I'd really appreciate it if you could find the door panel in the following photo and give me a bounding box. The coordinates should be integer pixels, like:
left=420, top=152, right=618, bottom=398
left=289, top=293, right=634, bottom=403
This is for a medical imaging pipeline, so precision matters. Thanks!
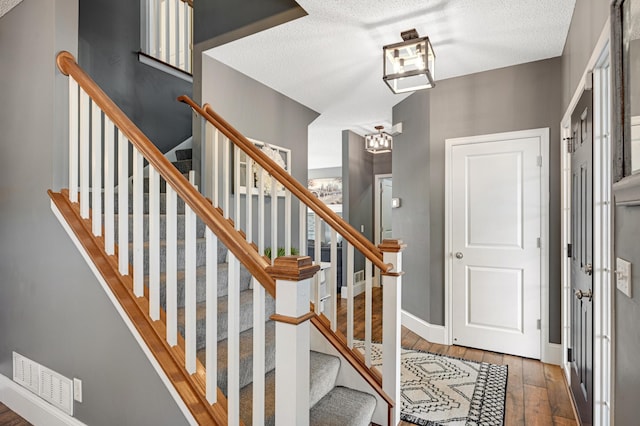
left=450, top=133, right=542, bottom=359
left=569, top=89, right=593, bottom=426
left=381, top=178, right=393, bottom=240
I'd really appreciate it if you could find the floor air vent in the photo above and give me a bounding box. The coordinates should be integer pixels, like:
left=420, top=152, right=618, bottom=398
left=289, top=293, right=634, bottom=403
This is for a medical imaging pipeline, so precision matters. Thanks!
left=12, top=352, right=74, bottom=415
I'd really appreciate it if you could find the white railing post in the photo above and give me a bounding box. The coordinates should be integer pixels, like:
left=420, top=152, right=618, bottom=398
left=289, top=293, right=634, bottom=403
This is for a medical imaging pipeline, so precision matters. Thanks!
left=269, top=256, right=319, bottom=426
left=380, top=239, right=405, bottom=426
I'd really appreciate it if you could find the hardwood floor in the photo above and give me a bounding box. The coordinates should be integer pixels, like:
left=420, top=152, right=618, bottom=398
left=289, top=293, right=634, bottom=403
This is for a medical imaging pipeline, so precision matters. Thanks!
left=0, top=403, right=30, bottom=426
left=334, top=287, right=577, bottom=426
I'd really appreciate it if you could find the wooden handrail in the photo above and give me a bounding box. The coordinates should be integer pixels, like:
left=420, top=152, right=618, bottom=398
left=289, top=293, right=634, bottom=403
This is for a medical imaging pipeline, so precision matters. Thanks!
left=179, top=0, right=193, bottom=8
left=178, top=96, right=393, bottom=274
left=56, top=51, right=276, bottom=297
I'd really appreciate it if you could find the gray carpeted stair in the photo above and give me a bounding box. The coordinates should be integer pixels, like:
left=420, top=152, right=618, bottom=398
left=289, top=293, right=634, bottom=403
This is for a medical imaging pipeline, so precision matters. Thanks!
left=128, top=148, right=376, bottom=424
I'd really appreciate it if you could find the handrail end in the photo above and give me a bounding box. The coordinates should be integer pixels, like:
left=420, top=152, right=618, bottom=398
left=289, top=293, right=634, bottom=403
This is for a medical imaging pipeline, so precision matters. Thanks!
left=56, top=51, right=76, bottom=76
left=177, top=95, right=189, bottom=104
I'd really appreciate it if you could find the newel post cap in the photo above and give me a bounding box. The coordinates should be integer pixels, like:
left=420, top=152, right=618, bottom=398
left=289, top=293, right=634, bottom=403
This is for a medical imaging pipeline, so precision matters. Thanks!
left=378, top=239, right=407, bottom=253
left=266, top=255, right=320, bottom=281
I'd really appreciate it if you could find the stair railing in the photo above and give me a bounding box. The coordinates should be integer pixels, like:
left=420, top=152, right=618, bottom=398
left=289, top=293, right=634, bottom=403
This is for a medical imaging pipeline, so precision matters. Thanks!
left=57, top=51, right=315, bottom=424
left=142, top=0, right=192, bottom=74
left=180, top=95, right=405, bottom=424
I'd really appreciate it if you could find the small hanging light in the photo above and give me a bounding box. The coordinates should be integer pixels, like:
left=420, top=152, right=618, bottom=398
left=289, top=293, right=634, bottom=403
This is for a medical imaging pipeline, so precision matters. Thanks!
left=383, top=29, right=435, bottom=94
left=365, top=126, right=393, bottom=154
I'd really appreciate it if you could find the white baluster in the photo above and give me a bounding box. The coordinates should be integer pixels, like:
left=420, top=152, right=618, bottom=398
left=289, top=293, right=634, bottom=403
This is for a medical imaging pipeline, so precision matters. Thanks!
left=223, top=136, right=230, bottom=218
left=205, top=227, right=217, bottom=403
left=174, top=0, right=180, bottom=68
left=186, top=4, right=192, bottom=73
left=245, top=156, right=253, bottom=242
left=166, top=185, right=178, bottom=346
left=270, top=176, right=277, bottom=264
left=185, top=198, right=197, bottom=373
left=91, top=102, right=102, bottom=237
left=365, top=259, right=372, bottom=367
left=298, top=202, right=307, bottom=257
left=164, top=0, right=170, bottom=63
left=380, top=240, right=404, bottom=426
left=285, top=190, right=291, bottom=254
left=148, top=0, right=156, bottom=57
left=68, top=78, right=79, bottom=203
left=133, top=148, right=144, bottom=296
left=117, top=130, right=129, bottom=275
left=347, top=243, right=354, bottom=348
left=149, top=166, right=160, bottom=321
left=79, top=89, right=90, bottom=219
left=330, top=229, right=338, bottom=331
left=258, top=165, right=265, bottom=255
left=234, top=145, right=240, bottom=230
left=252, top=278, right=265, bottom=425
left=154, top=0, right=161, bottom=59
left=104, top=118, right=115, bottom=255
left=313, top=214, right=321, bottom=314
left=227, top=252, right=240, bottom=425
left=212, top=127, right=219, bottom=208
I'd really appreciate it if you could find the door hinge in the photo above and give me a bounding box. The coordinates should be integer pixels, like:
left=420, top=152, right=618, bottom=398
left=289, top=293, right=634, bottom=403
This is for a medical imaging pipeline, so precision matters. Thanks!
left=537, top=156, right=542, bottom=167
left=567, top=243, right=572, bottom=258
left=567, top=347, right=573, bottom=361
left=537, top=319, right=541, bottom=330
left=565, top=137, right=573, bottom=153
left=537, top=237, right=541, bottom=248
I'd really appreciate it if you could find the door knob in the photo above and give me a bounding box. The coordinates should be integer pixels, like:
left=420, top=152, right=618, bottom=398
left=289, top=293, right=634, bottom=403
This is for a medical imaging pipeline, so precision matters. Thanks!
left=575, top=288, right=593, bottom=302
left=455, top=252, right=464, bottom=259
left=584, top=263, right=593, bottom=276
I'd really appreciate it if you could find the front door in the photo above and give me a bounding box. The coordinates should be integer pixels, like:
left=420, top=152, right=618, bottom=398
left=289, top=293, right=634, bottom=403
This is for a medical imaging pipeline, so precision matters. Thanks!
left=569, top=89, right=593, bottom=426
left=449, top=130, right=543, bottom=359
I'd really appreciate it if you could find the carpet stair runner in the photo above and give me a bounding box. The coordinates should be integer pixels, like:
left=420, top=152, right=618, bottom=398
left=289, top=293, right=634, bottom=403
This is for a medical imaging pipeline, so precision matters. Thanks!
left=113, top=148, right=377, bottom=425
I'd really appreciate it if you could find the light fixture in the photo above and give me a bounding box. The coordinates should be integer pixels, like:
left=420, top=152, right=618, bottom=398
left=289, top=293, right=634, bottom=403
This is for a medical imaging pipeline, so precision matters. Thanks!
left=365, top=125, right=393, bottom=154
left=383, top=29, right=435, bottom=94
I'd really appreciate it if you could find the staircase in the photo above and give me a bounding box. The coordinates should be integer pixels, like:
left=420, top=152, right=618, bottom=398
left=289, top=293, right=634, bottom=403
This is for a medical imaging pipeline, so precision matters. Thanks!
left=52, top=51, right=403, bottom=425
left=118, top=148, right=377, bottom=425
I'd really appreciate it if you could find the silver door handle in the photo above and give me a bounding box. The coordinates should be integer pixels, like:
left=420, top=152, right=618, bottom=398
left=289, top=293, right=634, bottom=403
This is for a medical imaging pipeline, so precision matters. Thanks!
left=455, top=252, right=464, bottom=259
left=584, top=263, right=593, bottom=276
left=574, top=289, right=593, bottom=302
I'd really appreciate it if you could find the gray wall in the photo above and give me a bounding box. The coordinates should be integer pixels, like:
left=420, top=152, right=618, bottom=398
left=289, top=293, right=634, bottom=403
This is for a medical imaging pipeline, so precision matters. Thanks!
left=342, top=131, right=374, bottom=275
left=393, top=58, right=563, bottom=344
left=202, top=56, right=318, bottom=251
left=560, top=0, right=610, bottom=111
left=0, top=1, right=188, bottom=425
left=79, top=0, right=192, bottom=155
left=391, top=93, right=431, bottom=321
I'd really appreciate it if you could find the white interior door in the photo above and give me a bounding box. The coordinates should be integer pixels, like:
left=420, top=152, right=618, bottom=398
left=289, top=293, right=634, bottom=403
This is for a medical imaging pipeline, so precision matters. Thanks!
left=447, top=130, right=543, bottom=359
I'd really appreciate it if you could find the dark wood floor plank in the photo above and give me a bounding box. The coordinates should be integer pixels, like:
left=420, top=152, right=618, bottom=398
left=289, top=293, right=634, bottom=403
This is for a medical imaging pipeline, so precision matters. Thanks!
left=503, top=355, right=525, bottom=426
left=0, top=403, right=31, bottom=426
left=544, top=363, right=576, bottom=420
left=523, top=357, right=547, bottom=387
left=524, top=384, right=553, bottom=426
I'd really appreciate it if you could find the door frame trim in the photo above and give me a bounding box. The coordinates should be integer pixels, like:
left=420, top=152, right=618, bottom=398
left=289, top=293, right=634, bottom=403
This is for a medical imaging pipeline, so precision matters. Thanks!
left=560, top=18, right=613, bottom=426
left=374, top=173, right=392, bottom=287
left=444, top=128, right=550, bottom=361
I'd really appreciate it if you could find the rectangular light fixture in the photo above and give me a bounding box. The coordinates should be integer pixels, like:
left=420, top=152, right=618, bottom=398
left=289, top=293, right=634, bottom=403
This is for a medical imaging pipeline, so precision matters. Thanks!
left=365, top=125, right=393, bottom=154
left=383, top=29, right=435, bottom=94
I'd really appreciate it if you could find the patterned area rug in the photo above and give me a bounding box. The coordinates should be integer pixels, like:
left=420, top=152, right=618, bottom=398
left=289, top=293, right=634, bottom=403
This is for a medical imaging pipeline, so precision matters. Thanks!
left=354, top=342, right=507, bottom=425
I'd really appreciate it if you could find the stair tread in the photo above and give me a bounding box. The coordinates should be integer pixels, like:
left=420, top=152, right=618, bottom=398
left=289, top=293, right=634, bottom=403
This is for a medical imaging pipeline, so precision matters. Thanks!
left=310, top=351, right=340, bottom=408
left=310, top=386, right=377, bottom=426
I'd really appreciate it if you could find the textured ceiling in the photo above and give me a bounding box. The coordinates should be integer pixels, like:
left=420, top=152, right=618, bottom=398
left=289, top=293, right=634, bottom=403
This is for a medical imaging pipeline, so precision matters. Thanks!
left=206, top=0, right=576, bottom=168
left=0, top=0, right=22, bottom=19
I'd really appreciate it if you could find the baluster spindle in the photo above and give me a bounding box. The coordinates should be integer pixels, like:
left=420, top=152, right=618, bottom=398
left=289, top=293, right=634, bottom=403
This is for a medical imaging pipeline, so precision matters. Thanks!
left=252, top=278, right=265, bottom=425
left=270, top=176, right=277, bottom=264
left=164, top=0, right=170, bottom=63
left=68, top=78, right=79, bottom=203
left=365, top=259, right=373, bottom=367
left=314, top=213, right=321, bottom=314
left=79, top=89, right=90, bottom=219
left=205, top=227, right=218, bottom=403
left=285, top=190, right=291, bottom=254
left=299, top=202, right=306, bottom=257
left=234, top=145, right=241, bottom=230
left=91, top=102, right=102, bottom=237
left=212, top=127, right=220, bottom=207
left=246, top=156, right=253, bottom=242
left=330, top=228, right=338, bottom=330
left=223, top=135, right=230, bottom=218
left=258, top=166, right=265, bottom=256
left=228, top=252, right=241, bottom=425
left=166, top=185, right=178, bottom=346
left=174, top=0, right=180, bottom=68
left=347, top=243, right=354, bottom=348
left=117, top=130, right=129, bottom=275
left=185, top=197, right=197, bottom=373
left=104, top=118, right=115, bottom=255
left=133, top=148, right=144, bottom=297
left=149, top=167, right=160, bottom=321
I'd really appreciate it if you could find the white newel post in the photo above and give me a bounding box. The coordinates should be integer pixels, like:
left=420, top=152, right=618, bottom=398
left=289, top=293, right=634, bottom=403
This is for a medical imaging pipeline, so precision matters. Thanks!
left=380, top=239, right=405, bottom=426
left=268, top=256, right=319, bottom=426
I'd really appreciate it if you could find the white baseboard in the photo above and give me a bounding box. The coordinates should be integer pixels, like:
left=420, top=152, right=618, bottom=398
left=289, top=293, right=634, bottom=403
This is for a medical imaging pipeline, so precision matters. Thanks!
left=401, top=310, right=447, bottom=345
left=0, top=374, right=86, bottom=426
left=543, top=343, right=563, bottom=365
left=341, top=281, right=365, bottom=299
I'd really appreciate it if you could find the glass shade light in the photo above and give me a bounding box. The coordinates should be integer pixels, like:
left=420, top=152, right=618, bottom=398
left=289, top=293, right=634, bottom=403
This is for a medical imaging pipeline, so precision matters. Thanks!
left=365, top=126, right=393, bottom=154
left=383, top=29, right=435, bottom=94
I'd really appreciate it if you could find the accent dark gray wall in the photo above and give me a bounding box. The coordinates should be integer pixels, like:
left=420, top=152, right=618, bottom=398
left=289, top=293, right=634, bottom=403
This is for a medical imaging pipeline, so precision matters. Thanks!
left=391, top=93, right=431, bottom=321
left=79, top=0, right=192, bottom=154
left=342, top=131, right=374, bottom=275
left=0, top=1, right=188, bottom=424
left=373, top=152, right=392, bottom=176
left=201, top=56, right=318, bottom=251
left=393, top=58, right=563, bottom=344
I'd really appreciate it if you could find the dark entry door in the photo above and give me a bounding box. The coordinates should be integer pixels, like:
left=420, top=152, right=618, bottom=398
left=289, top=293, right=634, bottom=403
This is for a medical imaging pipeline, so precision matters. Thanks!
left=569, top=88, right=593, bottom=426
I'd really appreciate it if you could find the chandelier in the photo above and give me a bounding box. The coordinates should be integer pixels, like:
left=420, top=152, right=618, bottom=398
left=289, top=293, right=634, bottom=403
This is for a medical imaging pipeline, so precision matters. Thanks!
left=365, top=126, right=393, bottom=154
left=383, top=29, right=435, bottom=94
